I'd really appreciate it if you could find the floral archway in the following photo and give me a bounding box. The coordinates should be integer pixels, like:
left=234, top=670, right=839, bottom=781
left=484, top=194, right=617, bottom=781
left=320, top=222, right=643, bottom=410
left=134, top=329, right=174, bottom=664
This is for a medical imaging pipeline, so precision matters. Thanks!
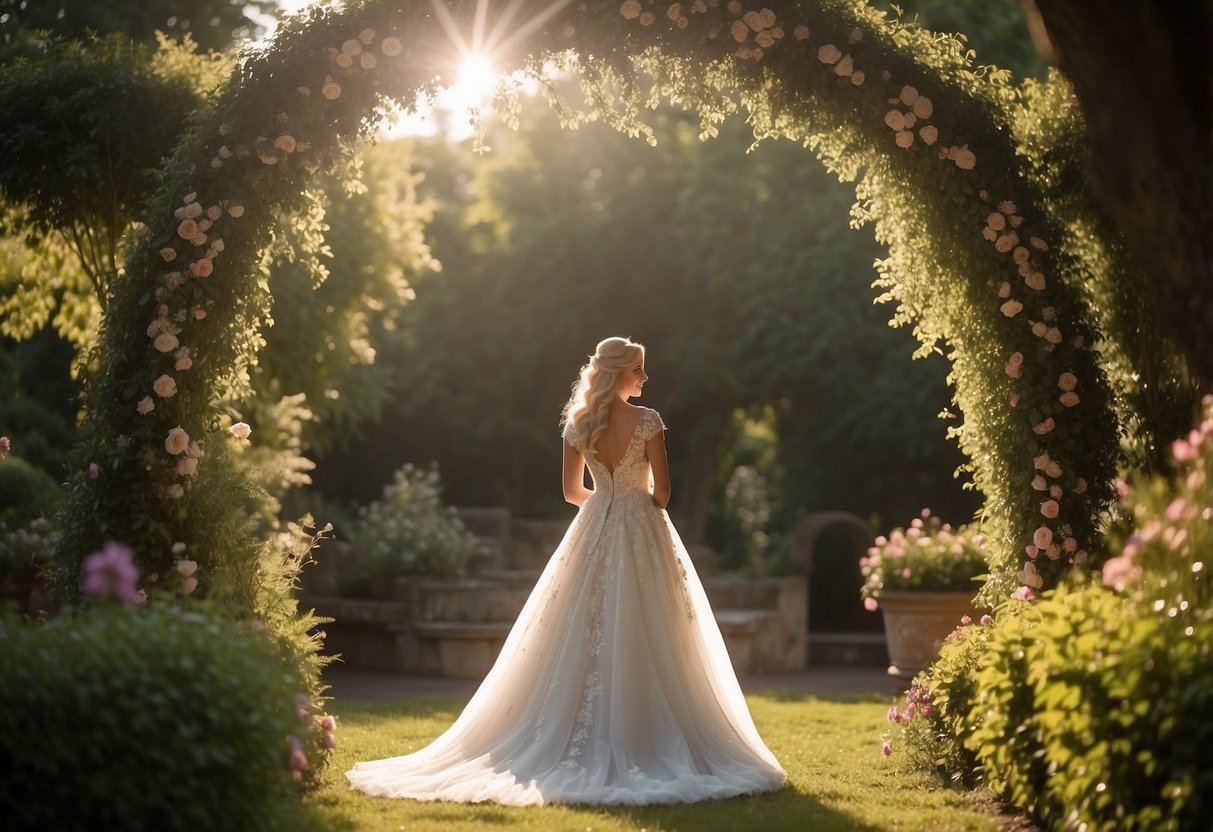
left=53, top=0, right=1118, bottom=613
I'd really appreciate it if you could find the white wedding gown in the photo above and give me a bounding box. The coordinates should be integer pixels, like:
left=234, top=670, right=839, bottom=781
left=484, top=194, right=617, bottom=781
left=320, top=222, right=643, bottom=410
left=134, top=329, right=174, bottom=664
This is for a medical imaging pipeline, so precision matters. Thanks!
left=346, top=408, right=786, bottom=805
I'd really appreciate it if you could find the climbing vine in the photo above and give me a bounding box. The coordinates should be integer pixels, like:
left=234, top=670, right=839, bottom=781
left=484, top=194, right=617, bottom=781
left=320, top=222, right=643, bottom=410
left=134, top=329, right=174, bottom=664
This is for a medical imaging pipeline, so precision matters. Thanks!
left=56, top=0, right=1124, bottom=616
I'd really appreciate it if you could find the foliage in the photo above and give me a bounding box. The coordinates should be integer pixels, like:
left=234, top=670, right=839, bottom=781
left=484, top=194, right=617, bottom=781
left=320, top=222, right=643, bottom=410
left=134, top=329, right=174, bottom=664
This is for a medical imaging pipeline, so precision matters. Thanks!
left=860, top=510, right=987, bottom=602
left=0, top=330, right=80, bottom=475
left=885, top=608, right=999, bottom=786
left=0, top=0, right=277, bottom=54
left=0, top=33, right=231, bottom=342
left=314, top=693, right=1009, bottom=831
left=0, top=602, right=323, bottom=831
left=0, top=454, right=63, bottom=526
left=879, top=0, right=1047, bottom=79
left=965, top=398, right=1213, bottom=829
left=345, top=464, right=477, bottom=588
left=0, top=516, right=55, bottom=580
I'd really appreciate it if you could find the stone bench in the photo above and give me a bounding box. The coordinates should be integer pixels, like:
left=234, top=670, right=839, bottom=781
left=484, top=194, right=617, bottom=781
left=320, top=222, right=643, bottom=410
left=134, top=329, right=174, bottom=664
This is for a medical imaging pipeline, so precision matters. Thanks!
left=713, top=609, right=775, bottom=675
left=414, top=620, right=513, bottom=679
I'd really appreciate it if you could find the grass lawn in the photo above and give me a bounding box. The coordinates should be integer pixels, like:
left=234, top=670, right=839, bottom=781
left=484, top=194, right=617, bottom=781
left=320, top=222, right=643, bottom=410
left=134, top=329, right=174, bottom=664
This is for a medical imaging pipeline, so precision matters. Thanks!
left=306, top=691, right=1015, bottom=831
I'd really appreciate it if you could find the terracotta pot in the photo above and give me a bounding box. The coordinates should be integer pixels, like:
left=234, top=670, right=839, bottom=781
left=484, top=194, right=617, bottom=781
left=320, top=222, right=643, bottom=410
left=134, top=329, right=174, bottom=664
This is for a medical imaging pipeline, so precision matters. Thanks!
left=877, top=590, right=978, bottom=679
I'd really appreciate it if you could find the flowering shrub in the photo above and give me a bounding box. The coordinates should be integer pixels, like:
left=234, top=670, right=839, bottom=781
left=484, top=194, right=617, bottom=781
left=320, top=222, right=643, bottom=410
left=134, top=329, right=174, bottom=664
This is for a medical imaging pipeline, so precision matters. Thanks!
left=347, top=464, right=477, bottom=585
left=964, top=397, right=1213, bottom=829
left=0, top=603, right=322, bottom=831
left=860, top=510, right=987, bottom=607
left=884, top=608, right=1002, bottom=786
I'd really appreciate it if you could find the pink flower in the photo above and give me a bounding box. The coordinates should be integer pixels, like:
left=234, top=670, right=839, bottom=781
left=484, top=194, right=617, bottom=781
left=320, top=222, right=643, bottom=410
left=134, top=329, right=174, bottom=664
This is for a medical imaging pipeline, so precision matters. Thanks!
left=165, top=427, right=190, bottom=455
left=190, top=258, right=214, bottom=278
left=0, top=435, right=9, bottom=457
left=320, top=715, right=337, bottom=732
left=88, top=462, right=100, bottom=479
left=322, top=732, right=337, bottom=749
left=81, top=542, right=144, bottom=604
left=137, top=396, right=155, bottom=415
left=1033, top=526, right=1054, bottom=549
left=1040, top=499, right=1060, bottom=519
left=1172, top=438, right=1198, bottom=462
left=863, top=596, right=878, bottom=612
left=1010, top=393, right=1020, bottom=407
left=1000, top=299, right=1023, bottom=318
left=153, top=374, right=177, bottom=398
left=193, top=308, right=207, bottom=320
left=1116, top=479, right=1130, bottom=499
left=1101, top=555, right=1139, bottom=592
left=887, top=706, right=902, bottom=723
left=1025, top=544, right=1039, bottom=559
left=134, top=222, right=151, bottom=237
left=980, top=614, right=993, bottom=626
left=229, top=422, right=252, bottom=440
left=881, top=740, right=893, bottom=757
left=181, top=576, right=199, bottom=596
left=177, top=219, right=199, bottom=240
left=1059, top=392, right=1080, bottom=407
left=1165, top=498, right=1188, bottom=521
left=1033, top=418, right=1056, bottom=435
left=1011, top=586, right=1034, bottom=601
left=288, top=736, right=308, bottom=779
left=159, top=247, right=177, bottom=262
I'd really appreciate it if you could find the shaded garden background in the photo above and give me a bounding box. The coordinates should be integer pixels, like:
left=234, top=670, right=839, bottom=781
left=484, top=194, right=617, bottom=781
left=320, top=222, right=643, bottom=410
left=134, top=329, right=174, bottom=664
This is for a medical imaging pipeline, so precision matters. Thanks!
left=0, top=0, right=1054, bottom=575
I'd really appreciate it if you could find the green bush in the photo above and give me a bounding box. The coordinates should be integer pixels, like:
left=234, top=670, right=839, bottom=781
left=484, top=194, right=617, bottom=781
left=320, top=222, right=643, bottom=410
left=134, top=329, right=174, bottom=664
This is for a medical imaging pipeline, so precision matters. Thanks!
left=889, top=606, right=1000, bottom=786
left=0, top=604, right=321, bottom=832
left=966, top=398, right=1213, bottom=830
left=346, top=463, right=477, bottom=588
left=0, top=516, right=55, bottom=580
left=0, top=455, right=63, bottom=526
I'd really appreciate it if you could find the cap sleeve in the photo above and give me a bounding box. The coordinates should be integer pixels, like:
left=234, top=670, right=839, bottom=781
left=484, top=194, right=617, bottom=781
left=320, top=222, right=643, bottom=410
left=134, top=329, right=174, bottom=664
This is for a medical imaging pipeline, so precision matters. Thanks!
left=638, top=408, right=666, bottom=442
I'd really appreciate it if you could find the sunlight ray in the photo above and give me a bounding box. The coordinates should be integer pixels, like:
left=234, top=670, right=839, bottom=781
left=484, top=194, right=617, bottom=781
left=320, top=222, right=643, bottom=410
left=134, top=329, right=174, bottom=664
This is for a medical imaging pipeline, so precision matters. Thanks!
left=427, top=0, right=470, bottom=58
left=471, top=0, right=492, bottom=54
left=490, top=0, right=576, bottom=59
left=482, top=0, right=536, bottom=56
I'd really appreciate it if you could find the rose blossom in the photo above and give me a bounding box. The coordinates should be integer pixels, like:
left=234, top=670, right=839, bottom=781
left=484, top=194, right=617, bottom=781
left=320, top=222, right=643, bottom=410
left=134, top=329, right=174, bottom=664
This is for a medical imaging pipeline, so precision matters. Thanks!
left=1060, top=391, right=1080, bottom=407
left=1024, top=271, right=1046, bottom=291
left=380, top=36, right=402, bottom=56
left=793, top=24, right=810, bottom=40
left=1033, top=526, right=1054, bottom=549
left=137, top=396, right=155, bottom=415
left=177, top=219, right=199, bottom=240
left=153, top=332, right=179, bottom=353
left=954, top=148, right=976, bottom=169
left=181, top=576, right=199, bottom=596
left=229, top=422, right=252, bottom=440
left=274, top=135, right=297, bottom=154
left=153, top=374, right=177, bottom=398
left=1031, top=475, right=1047, bottom=491
left=881, top=740, right=892, bottom=757
left=980, top=614, right=993, bottom=626
left=322, top=79, right=342, bottom=100
left=1018, top=561, right=1043, bottom=589
left=134, top=222, right=150, bottom=237
left=89, top=462, right=100, bottom=479
left=1049, top=484, right=1062, bottom=498
left=1011, top=586, right=1034, bottom=601
left=1040, top=499, right=1059, bottom=519
left=999, top=299, right=1023, bottom=317
left=912, top=96, right=932, bottom=119
left=894, top=130, right=913, bottom=148
left=986, top=212, right=1006, bottom=231
left=1025, top=544, right=1039, bottom=559
left=1057, top=372, right=1078, bottom=391
left=997, top=281, right=1011, bottom=298
left=1101, top=554, right=1139, bottom=592
left=863, top=596, right=878, bottom=611
left=159, top=247, right=177, bottom=262
left=165, top=427, right=190, bottom=455
left=81, top=542, right=144, bottom=604
left=175, top=456, right=198, bottom=477
left=731, top=20, right=750, bottom=42
left=817, top=44, right=842, bottom=63
left=994, top=233, right=1019, bottom=253
left=176, top=559, right=198, bottom=578
left=191, top=258, right=214, bottom=278
left=1010, top=393, right=1020, bottom=407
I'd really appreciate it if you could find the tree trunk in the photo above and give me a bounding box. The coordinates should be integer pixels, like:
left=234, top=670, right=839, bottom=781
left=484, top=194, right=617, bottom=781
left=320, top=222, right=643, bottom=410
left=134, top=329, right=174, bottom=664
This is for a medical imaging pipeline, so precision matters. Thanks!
left=1024, top=0, right=1213, bottom=390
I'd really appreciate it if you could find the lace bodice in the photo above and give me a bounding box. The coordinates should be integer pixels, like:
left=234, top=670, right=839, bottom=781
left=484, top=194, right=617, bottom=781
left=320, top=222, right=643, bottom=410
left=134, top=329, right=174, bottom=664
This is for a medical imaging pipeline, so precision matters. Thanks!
left=584, top=408, right=665, bottom=497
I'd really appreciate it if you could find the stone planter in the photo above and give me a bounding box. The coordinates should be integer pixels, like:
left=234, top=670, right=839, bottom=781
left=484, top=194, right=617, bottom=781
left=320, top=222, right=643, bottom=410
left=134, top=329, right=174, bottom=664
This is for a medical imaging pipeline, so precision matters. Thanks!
left=877, top=590, right=978, bottom=679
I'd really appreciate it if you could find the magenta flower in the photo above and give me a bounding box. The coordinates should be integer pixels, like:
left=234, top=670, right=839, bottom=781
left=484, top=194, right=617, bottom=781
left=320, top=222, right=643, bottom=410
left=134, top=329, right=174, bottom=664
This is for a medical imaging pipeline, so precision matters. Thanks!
left=80, top=542, right=144, bottom=605
left=980, top=614, right=993, bottom=626
left=0, top=435, right=10, bottom=457
left=1011, top=586, right=1034, bottom=601
left=881, top=740, right=893, bottom=757
left=319, top=715, right=337, bottom=732
left=887, top=706, right=902, bottom=723
left=863, top=596, right=878, bottom=612
left=921, top=704, right=933, bottom=717
left=321, top=732, right=337, bottom=749
left=288, top=736, right=308, bottom=780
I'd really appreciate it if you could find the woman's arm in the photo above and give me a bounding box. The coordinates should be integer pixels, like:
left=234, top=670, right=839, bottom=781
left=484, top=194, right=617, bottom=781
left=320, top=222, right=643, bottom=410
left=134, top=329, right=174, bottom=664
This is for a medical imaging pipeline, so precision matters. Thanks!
left=646, top=431, right=671, bottom=509
left=562, top=439, right=593, bottom=506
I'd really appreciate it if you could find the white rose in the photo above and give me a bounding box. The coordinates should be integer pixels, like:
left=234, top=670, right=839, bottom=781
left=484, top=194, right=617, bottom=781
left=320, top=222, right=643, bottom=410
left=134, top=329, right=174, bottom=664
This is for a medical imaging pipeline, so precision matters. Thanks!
left=918, top=125, right=938, bottom=145
left=894, top=130, right=913, bottom=148
left=176, top=559, right=198, bottom=577
left=175, top=456, right=198, bottom=477
left=137, top=396, right=155, bottom=415
left=165, top=427, right=190, bottom=455
left=884, top=109, right=906, bottom=131
left=817, top=44, right=841, bottom=64
left=1000, top=299, right=1023, bottom=317
left=229, top=422, right=252, bottom=440
left=912, top=95, right=933, bottom=119
left=154, top=332, right=179, bottom=353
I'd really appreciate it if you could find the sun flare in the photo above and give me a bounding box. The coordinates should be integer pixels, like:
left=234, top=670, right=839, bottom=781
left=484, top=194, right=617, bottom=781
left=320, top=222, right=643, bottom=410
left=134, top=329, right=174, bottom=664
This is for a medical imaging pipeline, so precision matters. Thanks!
left=454, top=54, right=500, bottom=103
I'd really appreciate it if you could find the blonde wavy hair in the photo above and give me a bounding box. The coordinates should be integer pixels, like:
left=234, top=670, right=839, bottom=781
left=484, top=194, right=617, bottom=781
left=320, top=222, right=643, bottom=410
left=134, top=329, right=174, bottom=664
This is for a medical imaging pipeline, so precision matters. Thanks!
left=560, top=336, right=645, bottom=458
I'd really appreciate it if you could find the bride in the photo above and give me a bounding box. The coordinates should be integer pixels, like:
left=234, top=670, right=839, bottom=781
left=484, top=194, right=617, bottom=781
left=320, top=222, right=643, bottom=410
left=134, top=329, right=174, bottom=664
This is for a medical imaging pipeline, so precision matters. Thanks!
left=346, top=336, right=786, bottom=805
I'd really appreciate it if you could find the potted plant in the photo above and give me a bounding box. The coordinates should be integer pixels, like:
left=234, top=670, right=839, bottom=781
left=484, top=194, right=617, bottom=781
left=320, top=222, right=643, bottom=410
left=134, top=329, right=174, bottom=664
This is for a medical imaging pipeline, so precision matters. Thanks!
left=860, top=509, right=987, bottom=679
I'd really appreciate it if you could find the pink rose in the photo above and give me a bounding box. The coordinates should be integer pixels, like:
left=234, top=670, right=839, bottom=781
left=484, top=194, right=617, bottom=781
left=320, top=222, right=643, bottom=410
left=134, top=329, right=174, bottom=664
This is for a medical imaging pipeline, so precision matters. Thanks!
left=229, top=422, right=252, bottom=440
left=1033, top=418, right=1056, bottom=435
left=817, top=44, right=842, bottom=63
left=1000, top=299, right=1023, bottom=317
left=1059, top=391, right=1080, bottom=407
left=793, top=24, right=809, bottom=39
left=81, top=542, right=144, bottom=604
left=1031, top=475, right=1047, bottom=491
left=1074, top=478, right=1088, bottom=494
left=88, top=462, right=100, bottom=479
left=1033, top=451, right=1051, bottom=470
left=1010, top=393, right=1020, bottom=407
left=912, top=96, right=932, bottom=119
left=1012, top=246, right=1030, bottom=265
left=274, top=135, right=297, bottom=154
left=980, top=614, right=993, bottom=626
left=175, top=456, right=197, bottom=477
left=137, top=396, right=155, bottom=415
left=1044, top=460, right=1062, bottom=478
left=1058, top=372, right=1078, bottom=391
left=177, top=219, right=199, bottom=240
left=1030, top=236, right=1048, bottom=251
left=176, top=559, right=198, bottom=578
left=954, top=148, right=976, bottom=169
left=227, top=203, right=245, bottom=219
left=190, top=258, right=214, bottom=278
left=164, top=483, right=184, bottom=500
left=1033, top=526, right=1054, bottom=548
left=918, top=125, right=938, bottom=145
left=380, top=36, right=402, bottom=56
left=159, top=247, right=177, bottom=262
left=994, top=233, right=1019, bottom=253
left=1040, top=499, right=1059, bottom=518
left=1011, top=586, right=1034, bottom=601
left=193, top=308, right=207, bottom=320
left=320, top=715, right=337, bottom=732
left=165, top=427, right=190, bottom=455
left=1025, top=544, right=1039, bottom=559
left=997, top=281, right=1011, bottom=298
left=322, top=79, right=342, bottom=100
left=881, top=740, right=893, bottom=757
left=998, top=200, right=1017, bottom=215
left=181, top=575, right=199, bottom=596
left=863, top=596, right=878, bottom=612
left=153, top=332, right=179, bottom=353
left=183, top=202, right=202, bottom=219
left=0, top=435, right=11, bottom=457
left=322, top=732, right=337, bottom=749
left=985, top=212, right=1006, bottom=231
left=152, top=374, right=177, bottom=398
left=1024, top=271, right=1046, bottom=291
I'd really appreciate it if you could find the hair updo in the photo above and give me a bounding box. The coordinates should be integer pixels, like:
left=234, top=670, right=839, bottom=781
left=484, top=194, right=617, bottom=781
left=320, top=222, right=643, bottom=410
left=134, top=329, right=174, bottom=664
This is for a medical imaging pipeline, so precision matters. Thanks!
left=560, top=337, right=645, bottom=458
